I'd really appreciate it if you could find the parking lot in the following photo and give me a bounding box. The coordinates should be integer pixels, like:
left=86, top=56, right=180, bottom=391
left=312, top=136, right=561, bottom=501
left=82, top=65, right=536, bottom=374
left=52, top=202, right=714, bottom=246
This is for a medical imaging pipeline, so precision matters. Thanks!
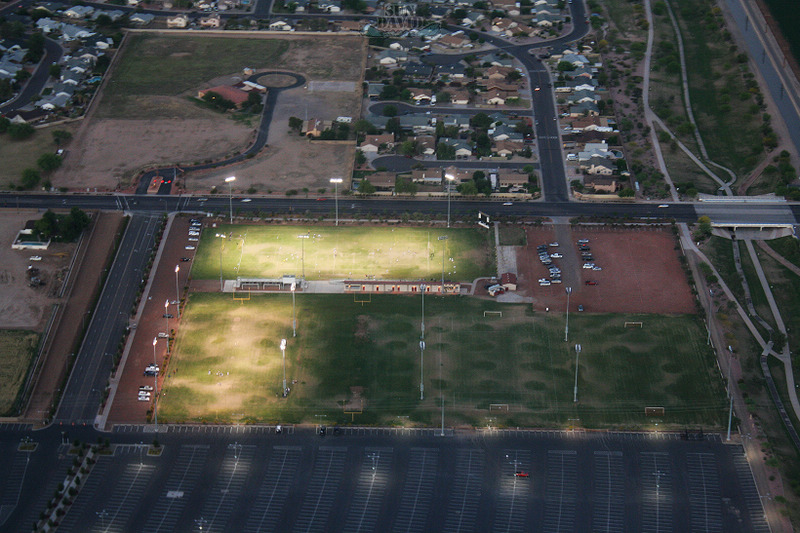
left=519, top=226, right=695, bottom=314
left=2, top=431, right=769, bottom=532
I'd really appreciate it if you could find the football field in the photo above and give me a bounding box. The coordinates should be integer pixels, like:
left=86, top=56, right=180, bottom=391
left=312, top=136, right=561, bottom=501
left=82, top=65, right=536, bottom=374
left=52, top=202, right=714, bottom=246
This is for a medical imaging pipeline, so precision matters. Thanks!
left=158, top=294, right=727, bottom=428
left=190, top=225, right=494, bottom=281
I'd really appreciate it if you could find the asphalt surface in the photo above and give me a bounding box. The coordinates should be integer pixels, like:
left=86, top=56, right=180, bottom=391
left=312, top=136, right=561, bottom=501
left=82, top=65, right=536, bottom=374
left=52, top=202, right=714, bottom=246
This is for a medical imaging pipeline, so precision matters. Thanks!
left=0, top=37, right=63, bottom=115
left=54, top=214, right=163, bottom=425
left=0, top=426, right=772, bottom=533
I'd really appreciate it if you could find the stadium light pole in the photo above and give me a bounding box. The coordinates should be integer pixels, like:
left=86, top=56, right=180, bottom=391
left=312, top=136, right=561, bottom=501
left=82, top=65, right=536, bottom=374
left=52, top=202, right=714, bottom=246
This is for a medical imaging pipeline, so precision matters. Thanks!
left=152, top=336, right=159, bottom=432
left=298, top=233, right=309, bottom=279
left=225, top=176, right=236, bottom=225
left=216, top=234, right=225, bottom=292
left=330, top=178, right=343, bottom=226
left=174, top=265, right=180, bottom=314
left=291, top=282, right=297, bottom=337
left=564, top=286, right=572, bottom=342
left=420, top=284, right=425, bottom=401
left=438, top=235, right=448, bottom=293
left=573, top=343, right=581, bottom=403
left=280, top=338, right=287, bottom=397
left=445, top=173, right=455, bottom=228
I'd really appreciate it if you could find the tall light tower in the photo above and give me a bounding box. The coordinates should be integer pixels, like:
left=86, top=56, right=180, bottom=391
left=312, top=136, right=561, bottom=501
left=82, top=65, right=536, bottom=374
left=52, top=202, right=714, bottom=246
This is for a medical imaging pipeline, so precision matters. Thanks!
left=225, top=176, right=236, bottom=225
left=152, top=336, right=159, bottom=432
left=573, top=343, right=582, bottom=403
left=564, top=286, right=572, bottom=342
left=297, top=233, right=309, bottom=279
left=216, top=234, right=225, bottom=292
left=420, top=284, right=426, bottom=400
left=438, top=235, right=448, bottom=292
left=291, top=282, right=297, bottom=337
left=280, top=338, right=287, bottom=397
left=445, top=173, right=455, bottom=228
left=174, top=265, right=180, bottom=313
left=330, top=178, right=343, bottom=226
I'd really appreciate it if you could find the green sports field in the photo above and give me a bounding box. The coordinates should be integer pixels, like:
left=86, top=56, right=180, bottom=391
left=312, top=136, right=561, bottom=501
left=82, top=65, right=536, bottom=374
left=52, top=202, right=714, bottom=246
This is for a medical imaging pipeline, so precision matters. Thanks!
left=158, top=294, right=727, bottom=429
left=190, top=225, right=494, bottom=282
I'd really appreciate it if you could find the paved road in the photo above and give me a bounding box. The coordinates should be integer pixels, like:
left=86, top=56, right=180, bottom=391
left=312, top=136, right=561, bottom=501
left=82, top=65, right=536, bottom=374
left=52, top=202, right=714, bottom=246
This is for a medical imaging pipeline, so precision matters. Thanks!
left=0, top=37, right=63, bottom=116
left=54, top=214, right=163, bottom=425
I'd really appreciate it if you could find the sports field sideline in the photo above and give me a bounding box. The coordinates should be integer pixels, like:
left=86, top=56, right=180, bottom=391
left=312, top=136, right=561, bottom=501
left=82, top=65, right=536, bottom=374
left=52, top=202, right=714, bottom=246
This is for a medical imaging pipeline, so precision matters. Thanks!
left=190, top=225, right=494, bottom=281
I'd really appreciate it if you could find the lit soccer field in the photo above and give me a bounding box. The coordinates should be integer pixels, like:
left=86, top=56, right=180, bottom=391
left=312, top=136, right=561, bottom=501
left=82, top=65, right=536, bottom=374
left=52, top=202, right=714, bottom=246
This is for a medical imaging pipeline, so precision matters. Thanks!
left=158, top=294, right=728, bottom=428
left=190, top=224, right=494, bottom=281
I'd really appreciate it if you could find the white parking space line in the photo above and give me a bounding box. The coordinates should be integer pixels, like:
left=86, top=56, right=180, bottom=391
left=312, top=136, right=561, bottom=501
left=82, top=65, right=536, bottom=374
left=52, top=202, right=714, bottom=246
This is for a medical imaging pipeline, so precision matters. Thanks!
left=492, top=449, right=531, bottom=533
left=686, top=453, right=723, bottom=533
left=292, top=447, right=348, bottom=533
left=392, top=448, right=438, bottom=533
left=57, top=459, right=112, bottom=533
left=640, top=452, right=673, bottom=533
left=198, top=444, right=256, bottom=533
left=593, top=451, right=625, bottom=533
left=90, top=462, right=155, bottom=533
left=443, top=449, right=484, bottom=533
left=343, top=447, right=393, bottom=533
left=143, top=445, right=210, bottom=533
left=243, top=446, right=303, bottom=533
left=543, top=450, right=577, bottom=533
left=0, top=452, right=30, bottom=526
left=732, top=451, right=770, bottom=533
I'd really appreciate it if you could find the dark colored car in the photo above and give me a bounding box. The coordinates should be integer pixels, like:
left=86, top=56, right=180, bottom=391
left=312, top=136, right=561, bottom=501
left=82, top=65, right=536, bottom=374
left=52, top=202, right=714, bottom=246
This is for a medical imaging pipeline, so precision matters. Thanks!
left=181, top=257, right=191, bottom=262
left=585, top=281, right=597, bottom=286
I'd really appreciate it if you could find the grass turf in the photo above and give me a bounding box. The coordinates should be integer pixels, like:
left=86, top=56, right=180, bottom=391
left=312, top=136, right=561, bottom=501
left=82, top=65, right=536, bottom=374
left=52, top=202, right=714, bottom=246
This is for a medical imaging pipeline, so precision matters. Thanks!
left=0, top=331, right=39, bottom=415
left=191, top=224, right=494, bottom=282
left=158, top=294, right=727, bottom=429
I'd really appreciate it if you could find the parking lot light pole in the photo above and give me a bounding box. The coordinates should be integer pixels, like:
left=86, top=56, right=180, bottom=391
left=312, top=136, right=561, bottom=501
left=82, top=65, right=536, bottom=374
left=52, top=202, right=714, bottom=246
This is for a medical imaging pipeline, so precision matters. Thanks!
left=164, top=300, right=170, bottom=356
left=330, top=178, right=343, bottom=226
left=445, top=174, right=455, bottom=228
left=152, top=337, right=159, bottom=432
left=280, top=339, right=287, bottom=397
left=573, top=343, right=581, bottom=403
left=420, top=284, right=426, bottom=401
left=225, top=176, right=236, bottom=225
left=565, top=287, right=572, bottom=342
left=174, top=265, right=180, bottom=313
left=291, top=282, right=297, bottom=337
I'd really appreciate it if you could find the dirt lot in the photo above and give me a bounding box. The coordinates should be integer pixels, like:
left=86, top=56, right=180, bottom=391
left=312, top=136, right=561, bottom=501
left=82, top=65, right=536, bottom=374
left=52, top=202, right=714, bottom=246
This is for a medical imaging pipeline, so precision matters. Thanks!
left=0, top=211, right=76, bottom=330
left=55, top=34, right=365, bottom=193
left=517, top=225, right=695, bottom=314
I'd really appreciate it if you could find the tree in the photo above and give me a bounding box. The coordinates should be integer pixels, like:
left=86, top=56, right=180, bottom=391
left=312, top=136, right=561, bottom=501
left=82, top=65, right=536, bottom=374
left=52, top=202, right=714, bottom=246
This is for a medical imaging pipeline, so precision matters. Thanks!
left=94, top=14, right=113, bottom=27
left=288, top=116, right=304, bottom=131
left=49, top=64, right=61, bottom=79
left=246, top=91, right=262, bottom=110
left=7, top=123, right=35, bottom=140
left=395, top=177, right=418, bottom=195
left=695, top=215, right=713, bottom=239
left=506, top=70, right=522, bottom=82
left=385, top=117, right=401, bottom=136
left=0, top=20, right=26, bottom=40
left=379, top=85, right=400, bottom=100
left=0, top=116, right=10, bottom=134
left=457, top=180, right=479, bottom=196
left=469, top=112, right=491, bottom=130
left=34, top=210, right=58, bottom=236
left=557, top=60, right=576, bottom=72
left=0, top=79, right=11, bottom=102
left=382, top=104, right=398, bottom=117
left=436, top=142, right=456, bottom=160
left=355, top=150, right=366, bottom=166
left=358, top=179, right=376, bottom=194
left=353, top=119, right=376, bottom=136
left=52, top=130, right=72, bottom=146
left=37, top=153, right=63, bottom=172
left=94, top=55, right=111, bottom=74
left=618, top=188, right=635, bottom=197
left=399, top=140, right=417, bottom=157
left=25, top=32, right=45, bottom=63
left=20, top=168, right=41, bottom=189
left=435, top=91, right=451, bottom=104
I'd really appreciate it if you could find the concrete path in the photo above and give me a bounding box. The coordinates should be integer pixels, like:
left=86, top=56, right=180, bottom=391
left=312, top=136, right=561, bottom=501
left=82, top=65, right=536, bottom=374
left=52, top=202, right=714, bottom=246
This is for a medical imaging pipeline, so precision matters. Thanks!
left=756, top=240, right=800, bottom=277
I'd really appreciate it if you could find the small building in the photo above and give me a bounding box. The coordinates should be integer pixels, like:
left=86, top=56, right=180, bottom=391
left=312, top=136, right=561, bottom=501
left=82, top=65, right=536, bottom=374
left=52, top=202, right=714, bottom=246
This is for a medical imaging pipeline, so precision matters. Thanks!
left=166, top=14, right=189, bottom=28
left=360, top=133, right=395, bottom=153
left=197, top=85, right=251, bottom=108
left=344, top=280, right=460, bottom=295
left=500, top=272, right=517, bottom=291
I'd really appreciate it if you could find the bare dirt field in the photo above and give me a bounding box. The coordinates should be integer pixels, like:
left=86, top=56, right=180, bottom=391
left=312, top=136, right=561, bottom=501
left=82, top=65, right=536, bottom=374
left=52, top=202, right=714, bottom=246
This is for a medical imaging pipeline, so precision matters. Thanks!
left=517, top=225, right=695, bottom=314
left=0, top=211, right=76, bottom=330
left=55, top=33, right=365, bottom=193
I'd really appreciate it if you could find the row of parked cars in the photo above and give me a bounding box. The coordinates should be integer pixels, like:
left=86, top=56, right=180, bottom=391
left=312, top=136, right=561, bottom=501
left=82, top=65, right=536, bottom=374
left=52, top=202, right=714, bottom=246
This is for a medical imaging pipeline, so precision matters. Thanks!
left=577, top=239, right=600, bottom=286
left=537, top=242, right=562, bottom=286
left=185, top=218, right=202, bottom=250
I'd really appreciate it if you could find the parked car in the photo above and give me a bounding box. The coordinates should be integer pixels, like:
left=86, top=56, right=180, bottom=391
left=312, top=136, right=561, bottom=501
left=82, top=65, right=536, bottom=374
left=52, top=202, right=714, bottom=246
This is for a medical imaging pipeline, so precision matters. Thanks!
left=585, top=280, right=598, bottom=286
left=592, top=266, right=603, bottom=271
left=578, top=239, right=589, bottom=244
left=157, top=332, right=169, bottom=338
left=181, top=257, right=191, bottom=262
left=578, top=305, right=584, bottom=311
left=185, top=246, right=195, bottom=250
left=549, top=242, right=559, bottom=247
left=139, top=385, right=154, bottom=391
left=582, top=263, right=594, bottom=269
left=550, top=253, right=562, bottom=258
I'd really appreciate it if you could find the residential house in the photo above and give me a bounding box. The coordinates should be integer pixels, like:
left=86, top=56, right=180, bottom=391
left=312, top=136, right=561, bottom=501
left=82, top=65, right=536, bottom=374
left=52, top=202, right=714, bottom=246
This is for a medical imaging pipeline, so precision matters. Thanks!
left=414, top=135, right=437, bottom=156
left=405, top=62, right=433, bottom=80
left=363, top=172, right=396, bottom=191
left=198, top=85, right=251, bottom=108
left=409, top=88, right=432, bottom=104
left=492, top=0, right=521, bottom=15
left=436, top=62, right=466, bottom=79
left=568, top=89, right=599, bottom=105
left=360, top=133, right=396, bottom=153
left=411, top=168, right=443, bottom=184
left=437, top=33, right=471, bottom=49
left=269, top=20, right=293, bottom=31
left=36, top=18, right=61, bottom=33
left=129, top=13, right=155, bottom=25
left=399, top=114, right=436, bottom=134
left=366, top=82, right=385, bottom=99
left=438, top=137, right=472, bottom=158
left=337, top=20, right=365, bottom=31
left=38, top=93, right=71, bottom=110
left=569, top=101, right=599, bottom=117
left=492, top=140, right=523, bottom=157
left=578, top=141, right=610, bottom=161
left=583, top=175, right=618, bottom=193
left=92, top=9, right=124, bottom=21
left=490, top=17, right=518, bottom=36
left=166, top=14, right=189, bottom=28
left=64, top=5, right=93, bottom=18
left=490, top=124, right=523, bottom=141
left=442, top=166, right=472, bottom=184
left=428, top=5, right=450, bottom=19
left=318, top=0, right=341, bottom=12
left=460, top=11, right=483, bottom=26
left=60, top=24, right=95, bottom=41
left=444, top=89, right=470, bottom=105
left=303, top=118, right=326, bottom=137
left=484, top=65, right=514, bottom=81
left=586, top=157, right=615, bottom=176
left=561, top=53, right=590, bottom=68
left=480, top=53, right=513, bottom=68
left=200, top=13, right=222, bottom=27
left=61, top=71, right=83, bottom=86
left=533, top=13, right=557, bottom=27
left=440, top=115, right=471, bottom=131
left=497, top=171, right=529, bottom=190
left=376, top=49, right=408, bottom=66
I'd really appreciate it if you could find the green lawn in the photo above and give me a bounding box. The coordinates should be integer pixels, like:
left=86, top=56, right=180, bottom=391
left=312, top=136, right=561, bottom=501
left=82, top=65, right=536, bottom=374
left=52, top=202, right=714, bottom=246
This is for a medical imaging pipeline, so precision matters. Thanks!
left=158, top=294, right=727, bottom=429
left=0, top=331, right=39, bottom=416
left=191, top=224, right=494, bottom=282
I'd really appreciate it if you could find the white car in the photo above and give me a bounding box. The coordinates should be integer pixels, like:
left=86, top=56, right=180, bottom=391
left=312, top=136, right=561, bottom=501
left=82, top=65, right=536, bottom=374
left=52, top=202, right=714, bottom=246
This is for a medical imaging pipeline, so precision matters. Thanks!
left=241, top=198, right=252, bottom=203
left=502, top=202, right=513, bottom=206
left=658, top=204, right=669, bottom=208
left=539, top=280, right=551, bottom=286
left=138, top=396, right=151, bottom=402
left=550, top=253, right=562, bottom=258
left=549, top=242, right=559, bottom=247
left=592, top=266, right=603, bottom=271
left=29, top=256, right=42, bottom=261
left=158, top=332, right=169, bottom=338
left=188, top=238, right=199, bottom=242
left=582, top=263, right=595, bottom=269
left=185, top=246, right=195, bottom=250
left=139, top=385, right=154, bottom=391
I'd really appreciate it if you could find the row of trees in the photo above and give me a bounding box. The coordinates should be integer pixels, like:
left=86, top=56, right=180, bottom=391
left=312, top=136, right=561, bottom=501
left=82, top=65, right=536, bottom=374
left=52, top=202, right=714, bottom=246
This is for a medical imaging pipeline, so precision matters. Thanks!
left=34, top=208, right=91, bottom=242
